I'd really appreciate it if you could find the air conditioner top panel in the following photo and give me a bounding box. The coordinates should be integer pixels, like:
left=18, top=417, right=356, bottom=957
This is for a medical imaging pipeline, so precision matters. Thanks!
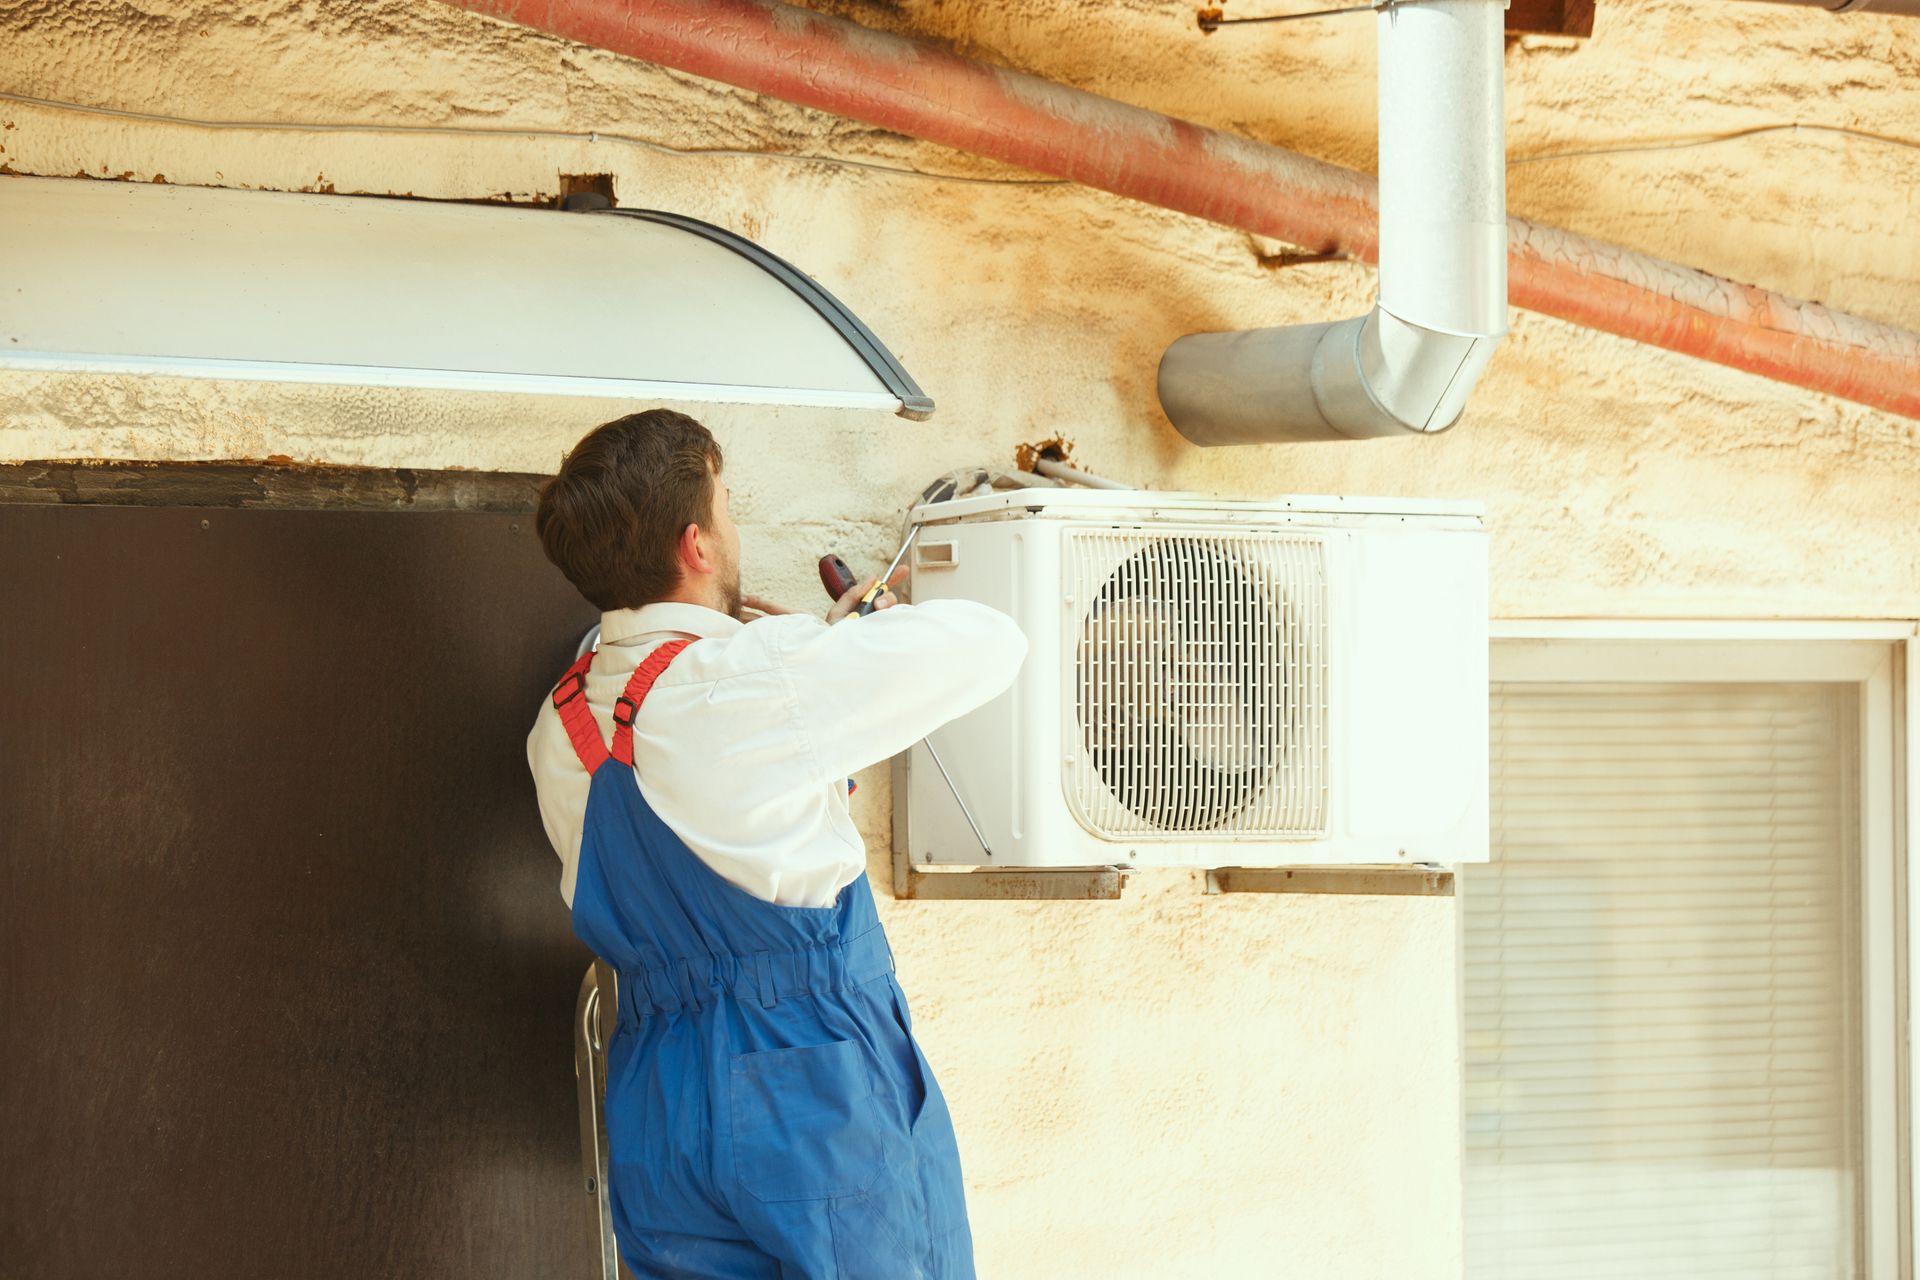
left=909, top=486, right=1484, bottom=527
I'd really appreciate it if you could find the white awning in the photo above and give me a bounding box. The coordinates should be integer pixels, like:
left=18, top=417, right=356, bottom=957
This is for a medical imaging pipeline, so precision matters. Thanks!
left=0, top=176, right=933, bottom=419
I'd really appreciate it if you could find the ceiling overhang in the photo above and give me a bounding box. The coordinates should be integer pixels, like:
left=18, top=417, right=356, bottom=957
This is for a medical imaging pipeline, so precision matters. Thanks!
left=0, top=176, right=934, bottom=420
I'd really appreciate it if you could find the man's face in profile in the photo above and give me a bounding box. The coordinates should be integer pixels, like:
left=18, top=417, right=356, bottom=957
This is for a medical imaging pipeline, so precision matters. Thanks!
left=709, top=469, right=743, bottom=618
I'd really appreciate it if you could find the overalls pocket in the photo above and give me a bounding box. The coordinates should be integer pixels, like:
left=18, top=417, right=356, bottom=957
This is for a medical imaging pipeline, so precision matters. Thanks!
left=728, top=1039, right=885, bottom=1203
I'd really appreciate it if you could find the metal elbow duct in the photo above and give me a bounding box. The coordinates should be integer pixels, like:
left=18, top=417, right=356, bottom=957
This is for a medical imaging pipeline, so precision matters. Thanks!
left=1159, top=0, right=1508, bottom=444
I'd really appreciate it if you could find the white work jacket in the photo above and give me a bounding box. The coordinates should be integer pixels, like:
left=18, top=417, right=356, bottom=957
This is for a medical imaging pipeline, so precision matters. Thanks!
left=528, top=599, right=1027, bottom=908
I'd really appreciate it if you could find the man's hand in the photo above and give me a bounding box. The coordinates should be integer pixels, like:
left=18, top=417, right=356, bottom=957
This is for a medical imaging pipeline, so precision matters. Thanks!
left=737, top=595, right=795, bottom=623
left=826, top=564, right=910, bottom=625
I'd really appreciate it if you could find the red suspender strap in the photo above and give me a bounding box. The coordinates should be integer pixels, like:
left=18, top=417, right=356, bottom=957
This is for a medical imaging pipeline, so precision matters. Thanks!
left=551, top=652, right=609, bottom=775
left=610, top=639, right=694, bottom=767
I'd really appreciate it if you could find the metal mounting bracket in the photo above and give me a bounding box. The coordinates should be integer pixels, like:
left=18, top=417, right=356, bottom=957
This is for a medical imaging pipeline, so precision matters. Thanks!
left=889, top=847, right=1132, bottom=900
left=1203, top=865, right=1455, bottom=896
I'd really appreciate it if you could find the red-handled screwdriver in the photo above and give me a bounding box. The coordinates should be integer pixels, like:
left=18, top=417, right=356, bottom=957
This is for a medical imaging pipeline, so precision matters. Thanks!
left=818, top=527, right=919, bottom=618
left=817, top=554, right=859, bottom=601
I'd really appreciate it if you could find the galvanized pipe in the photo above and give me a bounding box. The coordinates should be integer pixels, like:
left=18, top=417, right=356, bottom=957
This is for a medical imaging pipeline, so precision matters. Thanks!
left=1161, top=0, right=1510, bottom=443
left=1031, top=457, right=1133, bottom=489
left=433, top=0, right=1920, bottom=420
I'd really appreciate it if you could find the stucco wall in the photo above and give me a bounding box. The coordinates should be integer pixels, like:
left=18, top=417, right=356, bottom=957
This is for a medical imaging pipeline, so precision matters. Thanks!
left=3, top=2, right=1917, bottom=1276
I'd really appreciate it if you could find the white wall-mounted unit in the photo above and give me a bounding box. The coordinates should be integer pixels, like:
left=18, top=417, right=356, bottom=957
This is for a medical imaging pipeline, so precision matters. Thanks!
left=0, top=175, right=933, bottom=418
left=895, top=488, right=1489, bottom=869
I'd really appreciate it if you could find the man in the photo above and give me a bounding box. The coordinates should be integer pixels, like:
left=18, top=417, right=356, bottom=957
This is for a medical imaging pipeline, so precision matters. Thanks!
left=527, top=409, right=1026, bottom=1279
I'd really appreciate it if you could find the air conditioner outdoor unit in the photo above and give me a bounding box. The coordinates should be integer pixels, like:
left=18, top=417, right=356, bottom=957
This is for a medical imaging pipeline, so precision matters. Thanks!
left=894, top=488, right=1489, bottom=870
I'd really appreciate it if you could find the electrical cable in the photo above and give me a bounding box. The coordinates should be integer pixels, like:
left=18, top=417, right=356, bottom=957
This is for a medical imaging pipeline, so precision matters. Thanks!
left=1198, top=0, right=1447, bottom=30
left=1508, top=120, right=1920, bottom=165
left=3, top=90, right=1913, bottom=184
left=0, top=90, right=1072, bottom=188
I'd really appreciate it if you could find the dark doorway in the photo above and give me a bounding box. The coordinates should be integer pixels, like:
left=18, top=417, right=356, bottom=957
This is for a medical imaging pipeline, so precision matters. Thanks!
left=0, top=465, right=602, bottom=1279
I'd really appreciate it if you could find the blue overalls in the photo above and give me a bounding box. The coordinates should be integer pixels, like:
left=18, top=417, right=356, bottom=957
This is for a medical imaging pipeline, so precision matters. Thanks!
left=550, top=640, right=975, bottom=1279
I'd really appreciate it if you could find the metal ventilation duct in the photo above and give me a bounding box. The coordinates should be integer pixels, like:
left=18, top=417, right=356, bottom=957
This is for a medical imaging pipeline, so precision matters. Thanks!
left=0, top=176, right=933, bottom=419
left=1157, top=0, right=1507, bottom=443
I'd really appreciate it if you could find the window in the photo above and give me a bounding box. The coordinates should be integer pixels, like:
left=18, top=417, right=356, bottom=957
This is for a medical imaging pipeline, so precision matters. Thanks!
left=1465, top=630, right=1909, bottom=1280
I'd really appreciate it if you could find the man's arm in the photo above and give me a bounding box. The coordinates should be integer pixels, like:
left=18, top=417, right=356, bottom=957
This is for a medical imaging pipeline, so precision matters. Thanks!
left=763, top=599, right=1028, bottom=786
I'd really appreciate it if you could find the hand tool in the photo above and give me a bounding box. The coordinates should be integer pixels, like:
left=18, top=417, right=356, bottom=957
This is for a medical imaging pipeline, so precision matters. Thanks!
left=820, top=475, right=963, bottom=613
left=826, top=526, right=920, bottom=618
left=817, top=554, right=859, bottom=601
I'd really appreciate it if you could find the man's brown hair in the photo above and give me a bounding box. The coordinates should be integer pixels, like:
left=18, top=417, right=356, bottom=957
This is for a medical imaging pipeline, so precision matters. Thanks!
left=534, top=409, right=724, bottom=611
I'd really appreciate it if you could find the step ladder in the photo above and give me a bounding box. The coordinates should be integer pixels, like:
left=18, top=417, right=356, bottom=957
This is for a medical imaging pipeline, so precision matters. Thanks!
left=575, top=960, right=622, bottom=1280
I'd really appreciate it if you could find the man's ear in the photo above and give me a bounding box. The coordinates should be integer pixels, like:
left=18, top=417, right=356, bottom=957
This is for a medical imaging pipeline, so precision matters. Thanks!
left=677, top=521, right=714, bottom=576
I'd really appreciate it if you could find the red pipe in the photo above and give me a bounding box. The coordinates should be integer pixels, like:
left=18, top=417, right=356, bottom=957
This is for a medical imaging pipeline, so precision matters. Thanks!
left=437, top=0, right=1920, bottom=420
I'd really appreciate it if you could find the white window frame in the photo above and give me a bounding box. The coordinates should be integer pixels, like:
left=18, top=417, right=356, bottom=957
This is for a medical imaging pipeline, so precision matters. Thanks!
left=1478, top=618, right=1918, bottom=1279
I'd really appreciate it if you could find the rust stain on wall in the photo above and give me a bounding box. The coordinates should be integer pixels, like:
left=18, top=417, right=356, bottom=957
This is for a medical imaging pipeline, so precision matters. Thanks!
left=1013, top=436, right=1075, bottom=473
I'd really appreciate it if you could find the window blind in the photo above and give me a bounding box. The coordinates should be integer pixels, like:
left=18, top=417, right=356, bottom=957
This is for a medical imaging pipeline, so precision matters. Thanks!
left=1466, top=682, right=1861, bottom=1280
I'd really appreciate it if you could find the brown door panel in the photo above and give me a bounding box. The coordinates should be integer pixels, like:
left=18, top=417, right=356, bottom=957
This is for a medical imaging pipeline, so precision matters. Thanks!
left=1, top=503, right=602, bottom=1279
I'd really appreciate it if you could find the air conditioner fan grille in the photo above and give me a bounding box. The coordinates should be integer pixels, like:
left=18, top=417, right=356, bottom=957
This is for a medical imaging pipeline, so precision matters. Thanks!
left=1067, top=530, right=1328, bottom=838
